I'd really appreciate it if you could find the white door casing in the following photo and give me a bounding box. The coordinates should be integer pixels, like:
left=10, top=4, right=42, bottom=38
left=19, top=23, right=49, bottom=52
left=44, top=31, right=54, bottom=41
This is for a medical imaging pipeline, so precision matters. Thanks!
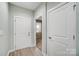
left=47, top=3, right=76, bottom=56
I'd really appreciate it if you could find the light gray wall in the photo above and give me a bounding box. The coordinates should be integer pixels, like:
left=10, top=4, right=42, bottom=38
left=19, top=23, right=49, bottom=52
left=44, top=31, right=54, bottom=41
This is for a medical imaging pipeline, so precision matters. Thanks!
left=76, top=3, right=79, bottom=56
left=0, top=2, right=10, bottom=56
left=9, top=4, right=34, bottom=50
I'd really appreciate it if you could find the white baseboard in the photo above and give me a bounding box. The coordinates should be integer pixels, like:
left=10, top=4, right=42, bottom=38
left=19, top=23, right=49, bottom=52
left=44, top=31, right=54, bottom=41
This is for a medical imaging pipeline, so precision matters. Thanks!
left=42, top=51, right=47, bottom=56
left=36, top=47, right=47, bottom=56
left=6, top=49, right=15, bottom=56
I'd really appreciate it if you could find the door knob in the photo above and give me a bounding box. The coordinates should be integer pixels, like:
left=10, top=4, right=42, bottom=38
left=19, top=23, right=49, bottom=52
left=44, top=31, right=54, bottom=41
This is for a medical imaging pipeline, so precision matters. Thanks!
left=49, top=37, right=52, bottom=39
left=73, top=35, right=75, bottom=40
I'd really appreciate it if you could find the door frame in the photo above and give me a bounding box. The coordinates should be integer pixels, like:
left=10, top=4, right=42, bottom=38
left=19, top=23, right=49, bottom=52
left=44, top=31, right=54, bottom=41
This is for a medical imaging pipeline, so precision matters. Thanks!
left=47, top=2, right=68, bottom=12
left=34, top=16, right=43, bottom=51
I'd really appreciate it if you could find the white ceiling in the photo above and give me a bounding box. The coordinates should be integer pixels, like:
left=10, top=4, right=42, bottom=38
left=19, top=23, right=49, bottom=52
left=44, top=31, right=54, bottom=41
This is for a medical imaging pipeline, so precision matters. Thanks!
left=10, top=2, right=41, bottom=11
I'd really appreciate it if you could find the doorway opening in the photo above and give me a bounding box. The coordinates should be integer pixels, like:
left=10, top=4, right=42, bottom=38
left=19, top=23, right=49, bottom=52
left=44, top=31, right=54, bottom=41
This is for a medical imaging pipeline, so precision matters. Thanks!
left=36, top=16, right=42, bottom=51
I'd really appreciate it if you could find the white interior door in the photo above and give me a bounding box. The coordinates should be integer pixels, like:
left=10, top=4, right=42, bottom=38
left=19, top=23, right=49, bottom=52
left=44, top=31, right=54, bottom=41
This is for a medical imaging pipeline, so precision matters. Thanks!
left=47, top=3, right=76, bottom=56
left=14, top=16, right=27, bottom=50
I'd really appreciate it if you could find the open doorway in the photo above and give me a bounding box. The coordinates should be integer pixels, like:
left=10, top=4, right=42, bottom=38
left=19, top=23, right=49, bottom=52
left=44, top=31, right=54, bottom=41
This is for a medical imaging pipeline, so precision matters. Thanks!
left=36, top=16, right=42, bottom=51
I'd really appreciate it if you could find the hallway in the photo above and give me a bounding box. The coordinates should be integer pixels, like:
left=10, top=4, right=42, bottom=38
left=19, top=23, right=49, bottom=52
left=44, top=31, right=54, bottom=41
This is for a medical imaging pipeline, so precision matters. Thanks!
left=0, top=2, right=78, bottom=56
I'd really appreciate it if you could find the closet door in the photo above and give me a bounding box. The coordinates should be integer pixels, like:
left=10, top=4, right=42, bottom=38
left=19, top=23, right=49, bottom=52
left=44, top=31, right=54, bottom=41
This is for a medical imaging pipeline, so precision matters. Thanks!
left=14, top=16, right=27, bottom=50
left=47, top=3, right=76, bottom=56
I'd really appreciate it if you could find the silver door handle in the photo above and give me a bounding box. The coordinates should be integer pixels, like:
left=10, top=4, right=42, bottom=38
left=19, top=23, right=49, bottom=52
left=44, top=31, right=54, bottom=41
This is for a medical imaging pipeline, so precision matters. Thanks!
left=49, top=37, right=52, bottom=39
left=73, top=35, right=75, bottom=40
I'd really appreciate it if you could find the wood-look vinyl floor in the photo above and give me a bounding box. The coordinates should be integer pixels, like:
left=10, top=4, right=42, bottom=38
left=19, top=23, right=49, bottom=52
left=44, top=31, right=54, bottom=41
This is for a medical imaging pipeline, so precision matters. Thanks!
left=9, top=47, right=43, bottom=56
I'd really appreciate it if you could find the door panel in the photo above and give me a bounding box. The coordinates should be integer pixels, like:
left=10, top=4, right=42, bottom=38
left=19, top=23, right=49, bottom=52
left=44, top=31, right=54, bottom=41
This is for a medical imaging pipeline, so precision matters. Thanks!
left=47, top=3, right=76, bottom=56
left=14, top=17, right=27, bottom=50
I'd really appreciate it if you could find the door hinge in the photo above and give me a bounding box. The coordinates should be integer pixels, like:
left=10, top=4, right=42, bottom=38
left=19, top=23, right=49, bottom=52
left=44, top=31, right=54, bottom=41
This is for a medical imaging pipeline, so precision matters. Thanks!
left=73, top=4, right=76, bottom=10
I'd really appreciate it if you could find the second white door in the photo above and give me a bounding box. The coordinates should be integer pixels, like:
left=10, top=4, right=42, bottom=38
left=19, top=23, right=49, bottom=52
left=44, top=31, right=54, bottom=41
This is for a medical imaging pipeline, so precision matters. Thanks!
left=47, top=3, right=76, bottom=56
